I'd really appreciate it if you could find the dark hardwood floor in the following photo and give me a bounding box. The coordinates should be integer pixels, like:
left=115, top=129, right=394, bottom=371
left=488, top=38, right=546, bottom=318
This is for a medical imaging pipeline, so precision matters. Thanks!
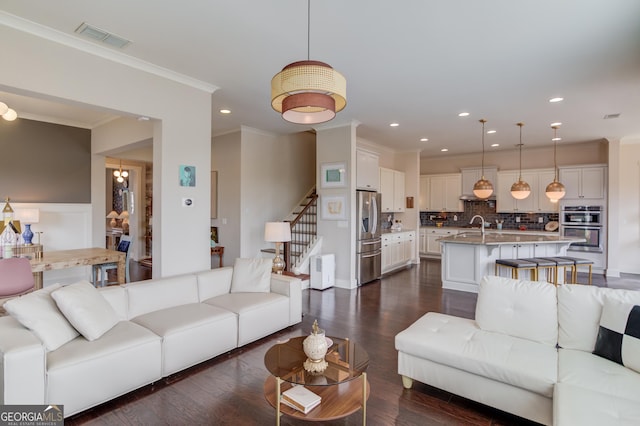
left=66, top=259, right=639, bottom=426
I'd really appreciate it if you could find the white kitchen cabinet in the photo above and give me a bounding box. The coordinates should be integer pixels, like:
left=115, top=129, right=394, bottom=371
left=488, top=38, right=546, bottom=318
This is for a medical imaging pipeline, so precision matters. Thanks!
left=424, top=174, right=462, bottom=212
left=356, top=149, right=380, bottom=191
left=460, top=167, right=498, bottom=197
left=499, top=243, right=534, bottom=259
left=382, top=231, right=415, bottom=273
left=423, top=227, right=458, bottom=257
left=559, top=166, right=606, bottom=200
left=496, top=169, right=558, bottom=213
left=419, top=228, right=428, bottom=253
left=419, top=175, right=429, bottom=211
left=380, top=167, right=405, bottom=212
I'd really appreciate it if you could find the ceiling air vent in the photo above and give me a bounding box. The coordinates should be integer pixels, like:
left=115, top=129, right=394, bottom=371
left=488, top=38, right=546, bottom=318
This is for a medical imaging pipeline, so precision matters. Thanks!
left=603, top=113, right=621, bottom=120
left=75, top=22, right=131, bottom=49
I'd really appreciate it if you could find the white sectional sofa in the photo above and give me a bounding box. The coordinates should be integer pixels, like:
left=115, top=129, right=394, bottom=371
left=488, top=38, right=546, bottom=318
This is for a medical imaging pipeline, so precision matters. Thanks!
left=395, top=276, right=640, bottom=426
left=0, top=260, right=302, bottom=417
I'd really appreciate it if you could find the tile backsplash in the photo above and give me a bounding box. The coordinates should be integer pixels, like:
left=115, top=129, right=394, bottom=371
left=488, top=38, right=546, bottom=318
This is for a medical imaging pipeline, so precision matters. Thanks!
left=420, top=200, right=559, bottom=231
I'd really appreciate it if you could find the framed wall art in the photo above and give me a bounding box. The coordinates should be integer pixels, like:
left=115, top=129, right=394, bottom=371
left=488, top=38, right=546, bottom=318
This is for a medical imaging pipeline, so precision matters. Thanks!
left=320, top=162, right=346, bottom=188
left=179, top=165, right=196, bottom=187
left=321, top=195, right=347, bottom=220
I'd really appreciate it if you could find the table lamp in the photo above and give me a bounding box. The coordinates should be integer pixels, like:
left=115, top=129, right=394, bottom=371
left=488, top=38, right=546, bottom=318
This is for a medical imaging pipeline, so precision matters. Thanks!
left=15, top=208, right=39, bottom=245
left=119, top=210, right=130, bottom=233
left=264, top=222, right=291, bottom=274
left=107, top=211, right=119, bottom=228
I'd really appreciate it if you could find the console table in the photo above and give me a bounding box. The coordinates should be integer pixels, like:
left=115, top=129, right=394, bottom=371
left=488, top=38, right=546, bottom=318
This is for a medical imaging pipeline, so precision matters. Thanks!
left=211, top=246, right=224, bottom=268
left=29, top=248, right=126, bottom=288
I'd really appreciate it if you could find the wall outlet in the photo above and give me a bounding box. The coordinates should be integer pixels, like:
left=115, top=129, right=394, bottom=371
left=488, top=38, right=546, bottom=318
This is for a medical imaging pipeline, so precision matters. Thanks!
left=538, top=217, right=544, bottom=223
left=515, top=216, right=520, bottom=223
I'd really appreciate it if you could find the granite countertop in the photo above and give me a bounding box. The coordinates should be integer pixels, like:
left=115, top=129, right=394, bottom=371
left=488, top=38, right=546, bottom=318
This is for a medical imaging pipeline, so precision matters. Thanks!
left=438, top=232, right=583, bottom=245
left=381, top=228, right=414, bottom=234
left=420, top=226, right=559, bottom=236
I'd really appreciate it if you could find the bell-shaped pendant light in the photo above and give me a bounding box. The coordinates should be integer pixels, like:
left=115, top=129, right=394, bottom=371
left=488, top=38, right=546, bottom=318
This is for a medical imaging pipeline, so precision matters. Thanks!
left=545, top=125, right=566, bottom=202
left=473, top=119, right=494, bottom=199
left=271, top=0, right=346, bottom=125
left=510, top=122, right=531, bottom=200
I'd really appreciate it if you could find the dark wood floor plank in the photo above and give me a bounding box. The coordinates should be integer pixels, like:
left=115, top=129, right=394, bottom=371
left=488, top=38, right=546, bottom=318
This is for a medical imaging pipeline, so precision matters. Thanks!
left=65, top=259, right=639, bottom=425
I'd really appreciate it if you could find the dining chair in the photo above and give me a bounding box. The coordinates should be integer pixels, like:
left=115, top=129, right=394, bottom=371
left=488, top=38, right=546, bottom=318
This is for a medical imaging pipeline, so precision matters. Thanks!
left=92, top=235, right=132, bottom=287
left=0, top=257, right=35, bottom=301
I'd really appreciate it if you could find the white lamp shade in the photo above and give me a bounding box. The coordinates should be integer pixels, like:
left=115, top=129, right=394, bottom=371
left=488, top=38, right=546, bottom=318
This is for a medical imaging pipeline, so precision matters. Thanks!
left=106, top=211, right=119, bottom=219
left=118, top=211, right=130, bottom=219
left=264, top=222, right=291, bottom=242
left=2, top=108, right=17, bottom=121
left=0, top=102, right=8, bottom=115
left=15, top=208, right=40, bottom=224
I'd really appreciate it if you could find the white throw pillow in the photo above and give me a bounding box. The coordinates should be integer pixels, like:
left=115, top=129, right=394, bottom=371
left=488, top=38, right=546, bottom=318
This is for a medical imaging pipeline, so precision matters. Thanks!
left=593, top=298, right=640, bottom=373
left=51, top=281, right=120, bottom=341
left=475, top=276, right=558, bottom=346
left=230, top=258, right=272, bottom=293
left=4, top=284, right=80, bottom=351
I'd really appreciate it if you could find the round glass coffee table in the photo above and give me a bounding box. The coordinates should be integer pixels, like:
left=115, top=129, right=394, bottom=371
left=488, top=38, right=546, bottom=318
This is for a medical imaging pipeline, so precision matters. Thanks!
left=263, top=336, right=370, bottom=425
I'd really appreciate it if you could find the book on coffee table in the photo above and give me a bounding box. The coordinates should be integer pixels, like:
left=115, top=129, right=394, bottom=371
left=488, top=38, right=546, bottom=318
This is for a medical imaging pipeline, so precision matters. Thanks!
left=281, top=385, right=321, bottom=414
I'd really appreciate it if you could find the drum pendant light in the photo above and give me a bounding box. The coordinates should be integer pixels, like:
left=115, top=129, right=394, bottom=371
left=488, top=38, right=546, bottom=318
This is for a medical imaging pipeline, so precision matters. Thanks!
left=545, top=125, right=566, bottom=202
left=510, top=122, right=531, bottom=200
left=473, top=119, right=494, bottom=199
left=270, top=0, right=346, bottom=125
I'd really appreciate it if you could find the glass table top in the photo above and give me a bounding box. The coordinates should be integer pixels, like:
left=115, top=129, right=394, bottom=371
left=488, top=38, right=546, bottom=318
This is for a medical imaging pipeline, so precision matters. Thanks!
left=264, top=336, right=369, bottom=386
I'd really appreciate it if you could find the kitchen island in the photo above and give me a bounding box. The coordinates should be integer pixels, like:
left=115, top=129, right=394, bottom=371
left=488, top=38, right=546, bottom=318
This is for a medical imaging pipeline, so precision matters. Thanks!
left=438, top=232, right=584, bottom=293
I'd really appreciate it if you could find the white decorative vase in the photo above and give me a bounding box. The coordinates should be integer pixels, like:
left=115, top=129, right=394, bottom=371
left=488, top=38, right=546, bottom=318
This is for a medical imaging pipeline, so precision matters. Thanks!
left=303, top=320, right=328, bottom=373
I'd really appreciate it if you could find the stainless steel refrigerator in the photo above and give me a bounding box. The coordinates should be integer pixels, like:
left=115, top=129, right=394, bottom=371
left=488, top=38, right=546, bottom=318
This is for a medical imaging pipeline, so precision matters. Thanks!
left=356, top=190, right=382, bottom=286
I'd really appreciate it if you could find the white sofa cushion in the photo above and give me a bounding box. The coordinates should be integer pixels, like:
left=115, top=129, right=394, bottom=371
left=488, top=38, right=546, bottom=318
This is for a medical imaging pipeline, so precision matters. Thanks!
left=46, top=321, right=162, bottom=417
left=554, top=382, right=640, bottom=426
left=558, top=348, right=640, bottom=403
left=126, top=274, right=199, bottom=318
left=195, top=267, right=233, bottom=301
left=395, top=312, right=558, bottom=397
left=592, top=298, right=640, bottom=373
left=51, top=281, right=120, bottom=341
left=558, top=284, right=640, bottom=351
left=475, top=276, right=558, bottom=346
left=4, top=284, right=80, bottom=351
left=97, top=285, right=128, bottom=320
left=131, top=303, right=238, bottom=376
left=204, top=292, right=290, bottom=346
left=230, top=258, right=272, bottom=293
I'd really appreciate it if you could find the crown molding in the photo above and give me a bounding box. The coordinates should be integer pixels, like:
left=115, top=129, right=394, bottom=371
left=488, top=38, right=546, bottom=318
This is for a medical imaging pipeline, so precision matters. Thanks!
left=0, top=11, right=218, bottom=94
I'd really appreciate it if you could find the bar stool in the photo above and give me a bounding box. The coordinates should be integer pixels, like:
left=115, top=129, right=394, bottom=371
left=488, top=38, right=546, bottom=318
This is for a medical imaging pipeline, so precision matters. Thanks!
left=538, top=257, right=576, bottom=285
left=553, top=256, right=594, bottom=285
left=518, top=258, right=558, bottom=284
left=495, top=259, right=538, bottom=280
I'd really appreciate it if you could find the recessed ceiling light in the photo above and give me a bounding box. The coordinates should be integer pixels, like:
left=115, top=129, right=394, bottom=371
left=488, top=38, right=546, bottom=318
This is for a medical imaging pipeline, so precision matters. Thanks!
left=420, top=138, right=429, bottom=142
left=75, top=22, right=131, bottom=49
left=603, top=113, right=621, bottom=119
left=137, top=116, right=150, bottom=121
left=550, top=122, right=562, bottom=127
left=487, top=130, right=496, bottom=134
left=491, top=143, right=499, bottom=147
left=441, top=148, right=449, bottom=152
left=219, top=109, right=231, bottom=114
left=390, top=122, right=399, bottom=127
left=458, top=112, right=470, bottom=117
left=552, top=137, right=562, bottom=142
left=549, top=97, right=564, bottom=103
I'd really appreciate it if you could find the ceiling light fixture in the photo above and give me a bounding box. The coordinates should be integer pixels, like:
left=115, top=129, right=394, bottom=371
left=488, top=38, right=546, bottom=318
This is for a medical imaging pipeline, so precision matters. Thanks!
left=546, top=125, right=566, bottom=203
left=113, top=160, right=129, bottom=183
left=420, top=138, right=429, bottom=142
left=441, top=148, right=448, bottom=152
left=219, top=109, right=231, bottom=114
left=270, top=0, right=346, bottom=125
left=491, top=143, right=500, bottom=147
left=390, top=123, right=399, bottom=127
left=473, top=119, right=494, bottom=199
left=0, top=101, right=18, bottom=121
left=549, top=97, right=564, bottom=103
left=458, top=112, right=470, bottom=117
left=487, top=130, right=496, bottom=134
left=510, top=122, right=531, bottom=200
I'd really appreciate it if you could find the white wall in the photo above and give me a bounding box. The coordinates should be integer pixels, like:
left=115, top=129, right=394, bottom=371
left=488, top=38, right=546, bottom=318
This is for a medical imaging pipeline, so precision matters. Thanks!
left=2, top=23, right=213, bottom=278
left=610, top=138, right=640, bottom=275
left=212, top=128, right=316, bottom=265
left=317, top=122, right=358, bottom=289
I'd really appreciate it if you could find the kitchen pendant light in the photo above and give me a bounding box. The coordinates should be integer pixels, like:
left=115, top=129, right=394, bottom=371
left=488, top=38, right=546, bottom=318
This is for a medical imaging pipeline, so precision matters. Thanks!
left=473, top=119, right=494, bottom=199
left=113, top=160, right=129, bottom=183
left=270, top=0, right=346, bottom=125
left=545, top=125, right=566, bottom=202
left=510, top=122, right=531, bottom=200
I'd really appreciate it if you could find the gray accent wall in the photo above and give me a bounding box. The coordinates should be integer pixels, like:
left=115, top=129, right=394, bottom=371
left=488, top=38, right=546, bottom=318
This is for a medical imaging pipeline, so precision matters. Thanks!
left=0, top=118, right=91, bottom=203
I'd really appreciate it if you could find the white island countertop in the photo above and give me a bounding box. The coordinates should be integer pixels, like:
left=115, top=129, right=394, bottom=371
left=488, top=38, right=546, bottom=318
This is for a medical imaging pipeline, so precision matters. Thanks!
left=438, top=232, right=583, bottom=246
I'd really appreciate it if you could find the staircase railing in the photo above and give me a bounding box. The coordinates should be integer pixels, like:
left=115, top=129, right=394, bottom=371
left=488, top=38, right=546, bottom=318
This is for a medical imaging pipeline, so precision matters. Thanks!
left=284, top=190, right=318, bottom=272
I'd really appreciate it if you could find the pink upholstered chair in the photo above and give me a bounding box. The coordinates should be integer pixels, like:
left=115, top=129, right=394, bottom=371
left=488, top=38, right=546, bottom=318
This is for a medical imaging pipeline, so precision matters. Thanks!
left=0, top=257, right=35, bottom=299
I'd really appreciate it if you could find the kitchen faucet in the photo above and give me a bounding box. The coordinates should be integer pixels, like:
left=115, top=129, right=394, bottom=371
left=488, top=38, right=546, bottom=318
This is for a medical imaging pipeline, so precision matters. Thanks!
left=470, top=215, right=486, bottom=237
